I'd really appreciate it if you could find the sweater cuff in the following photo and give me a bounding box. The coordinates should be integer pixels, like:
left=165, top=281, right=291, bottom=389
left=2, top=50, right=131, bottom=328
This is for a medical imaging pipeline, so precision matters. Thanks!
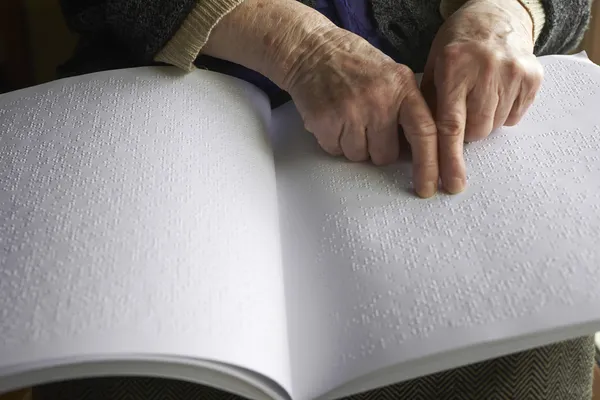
left=514, top=0, right=545, bottom=43
left=439, top=0, right=546, bottom=43
left=154, top=0, right=245, bottom=71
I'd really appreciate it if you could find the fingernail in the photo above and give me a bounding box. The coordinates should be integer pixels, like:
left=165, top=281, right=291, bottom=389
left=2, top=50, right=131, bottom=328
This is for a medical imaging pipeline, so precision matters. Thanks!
left=446, top=178, right=466, bottom=194
left=419, top=182, right=437, bottom=198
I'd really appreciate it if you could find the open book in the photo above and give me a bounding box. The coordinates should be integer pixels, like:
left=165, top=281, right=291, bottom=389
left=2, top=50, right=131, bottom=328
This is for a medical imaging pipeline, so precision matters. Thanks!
left=1, top=53, right=600, bottom=400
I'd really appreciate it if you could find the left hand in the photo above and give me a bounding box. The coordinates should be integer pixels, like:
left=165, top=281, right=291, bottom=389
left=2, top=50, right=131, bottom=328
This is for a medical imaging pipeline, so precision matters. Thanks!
left=421, top=0, right=544, bottom=195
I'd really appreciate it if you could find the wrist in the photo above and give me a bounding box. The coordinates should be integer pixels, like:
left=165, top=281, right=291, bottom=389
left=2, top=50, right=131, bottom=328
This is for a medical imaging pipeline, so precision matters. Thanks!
left=264, top=17, right=338, bottom=91
left=511, top=1, right=535, bottom=37
left=202, top=0, right=335, bottom=90
left=467, top=0, right=536, bottom=48
left=497, top=0, right=535, bottom=44
left=514, top=0, right=545, bottom=44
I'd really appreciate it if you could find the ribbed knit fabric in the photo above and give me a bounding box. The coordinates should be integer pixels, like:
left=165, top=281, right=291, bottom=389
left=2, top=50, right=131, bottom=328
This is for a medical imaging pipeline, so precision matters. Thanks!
left=155, top=0, right=245, bottom=71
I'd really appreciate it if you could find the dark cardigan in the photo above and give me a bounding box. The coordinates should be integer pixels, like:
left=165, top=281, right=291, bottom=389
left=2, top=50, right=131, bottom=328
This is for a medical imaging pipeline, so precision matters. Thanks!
left=58, top=0, right=592, bottom=106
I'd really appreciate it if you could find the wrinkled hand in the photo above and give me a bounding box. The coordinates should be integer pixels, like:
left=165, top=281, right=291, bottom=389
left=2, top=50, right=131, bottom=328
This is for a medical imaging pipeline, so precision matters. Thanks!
left=421, top=0, right=544, bottom=194
left=283, top=27, right=440, bottom=198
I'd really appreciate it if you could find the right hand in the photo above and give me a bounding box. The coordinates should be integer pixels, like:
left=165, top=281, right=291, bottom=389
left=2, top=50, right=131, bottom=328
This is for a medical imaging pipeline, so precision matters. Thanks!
left=281, top=27, right=440, bottom=198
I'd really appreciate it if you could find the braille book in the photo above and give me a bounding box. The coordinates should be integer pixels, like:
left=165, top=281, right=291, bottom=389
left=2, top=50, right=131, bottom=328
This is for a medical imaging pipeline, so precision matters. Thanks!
left=1, top=52, right=599, bottom=400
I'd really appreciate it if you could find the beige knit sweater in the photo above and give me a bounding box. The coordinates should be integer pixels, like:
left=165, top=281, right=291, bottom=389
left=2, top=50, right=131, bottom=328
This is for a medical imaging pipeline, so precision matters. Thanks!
left=155, top=0, right=545, bottom=72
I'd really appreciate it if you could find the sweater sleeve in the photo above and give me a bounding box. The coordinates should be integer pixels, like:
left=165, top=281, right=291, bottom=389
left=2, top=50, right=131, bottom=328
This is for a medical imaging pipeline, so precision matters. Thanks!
left=533, top=0, right=593, bottom=55
left=155, top=0, right=245, bottom=71
left=439, top=0, right=592, bottom=56
left=59, top=0, right=241, bottom=67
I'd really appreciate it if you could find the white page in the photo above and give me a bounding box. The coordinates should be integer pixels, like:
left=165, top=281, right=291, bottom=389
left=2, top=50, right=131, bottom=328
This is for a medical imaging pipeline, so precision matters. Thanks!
left=272, top=54, right=600, bottom=400
left=0, top=67, right=291, bottom=395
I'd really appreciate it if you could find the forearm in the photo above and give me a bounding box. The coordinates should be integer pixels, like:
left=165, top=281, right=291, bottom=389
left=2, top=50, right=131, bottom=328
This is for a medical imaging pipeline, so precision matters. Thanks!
left=157, top=0, right=336, bottom=89
left=201, top=0, right=335, bottom=89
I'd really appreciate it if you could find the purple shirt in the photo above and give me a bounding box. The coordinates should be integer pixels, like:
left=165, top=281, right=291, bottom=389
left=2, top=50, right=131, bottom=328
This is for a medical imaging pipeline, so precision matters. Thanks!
left=315, top=0, right=382, bottom=48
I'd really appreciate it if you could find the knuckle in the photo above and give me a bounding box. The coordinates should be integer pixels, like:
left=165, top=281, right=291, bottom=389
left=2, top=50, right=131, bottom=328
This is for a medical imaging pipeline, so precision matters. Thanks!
left=403, top=114, right=438, bottom=143
left=480, top=50, right=501, bottom=72
left=505, top=59, right=524, bottom=80
left=414, top=119, right=438, bottom=138
left=441, top=44, right=463, bottom=63
left=395, top=63, right=414, bottom=79
left=436, top=118, right=463, bottom=137
left=527, top=66, right=544, bottom=90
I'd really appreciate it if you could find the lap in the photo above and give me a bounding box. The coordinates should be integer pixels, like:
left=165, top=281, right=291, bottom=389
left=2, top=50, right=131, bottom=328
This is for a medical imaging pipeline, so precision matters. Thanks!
left=32, top=336, right=595, bottom=400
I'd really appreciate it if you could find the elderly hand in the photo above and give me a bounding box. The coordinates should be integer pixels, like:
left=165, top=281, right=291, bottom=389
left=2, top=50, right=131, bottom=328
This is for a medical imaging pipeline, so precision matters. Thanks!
left=204, top=0, right=440, bottom=197
left=421, top=0, right=544, bottom=195
left=283, top=27, right=439, bottom=197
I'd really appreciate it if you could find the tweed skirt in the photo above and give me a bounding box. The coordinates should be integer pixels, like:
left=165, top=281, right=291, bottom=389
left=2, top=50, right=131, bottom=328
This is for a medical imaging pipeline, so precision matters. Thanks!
left=32, top=336, right=595, bottom=400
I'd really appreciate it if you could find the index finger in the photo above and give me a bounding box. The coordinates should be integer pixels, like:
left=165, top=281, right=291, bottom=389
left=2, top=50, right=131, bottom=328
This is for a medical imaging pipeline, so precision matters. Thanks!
left=399, top=87, right=439, bottom=198
left=435, top=80, right=468, bottom=194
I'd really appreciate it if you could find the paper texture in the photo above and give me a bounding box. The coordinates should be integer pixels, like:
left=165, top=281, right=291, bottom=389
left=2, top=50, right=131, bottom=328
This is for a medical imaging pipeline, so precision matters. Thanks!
left=0, top=67, right=292, bottom=395
left=272, top=54, right=600, bottom=399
